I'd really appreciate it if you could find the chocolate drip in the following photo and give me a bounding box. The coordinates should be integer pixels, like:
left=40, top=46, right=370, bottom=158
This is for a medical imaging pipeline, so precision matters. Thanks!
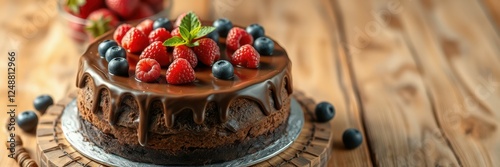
left=76, top=31, right=292, bottom=146
left=136, top=94, right=150, bottom=146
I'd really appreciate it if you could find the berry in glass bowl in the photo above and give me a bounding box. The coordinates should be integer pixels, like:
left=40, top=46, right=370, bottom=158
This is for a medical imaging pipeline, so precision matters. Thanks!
left=58, top=0, right=173, bottom=48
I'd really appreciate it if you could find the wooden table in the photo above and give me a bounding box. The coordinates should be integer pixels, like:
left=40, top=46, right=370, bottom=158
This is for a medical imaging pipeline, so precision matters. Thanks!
left=1, top=0, right=499, bottom=166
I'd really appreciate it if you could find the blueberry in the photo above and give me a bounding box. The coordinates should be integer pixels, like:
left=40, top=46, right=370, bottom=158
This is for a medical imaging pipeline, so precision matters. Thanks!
left=17, top=111, right=38, bottom=132
left=315, top=101, right=335, bottom=122
left=153, top=17, right=173, bottom=31
left=206, top=31, right=219, bottom=43
left=254, top=37, right=275, bottom=55
left=108, top=57, right=129, bottom=76
left=212, top=60, right=234, bottom=80
left=213, top=18, right=233, bottom=37
left=105, top=46, right=126, bottom=62
left=33, top=94, right=54, bottom=114
left=342, top=128, right=363, bottom=149
left=246, top=24, right=265, bottom=40
left=98, top=40, right=118, bottom=58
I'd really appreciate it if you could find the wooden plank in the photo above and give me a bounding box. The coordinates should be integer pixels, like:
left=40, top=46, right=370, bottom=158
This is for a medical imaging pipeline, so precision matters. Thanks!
left=481, top=0, right=500, bottom=34
left=301, top=153, right=318, bottom=167
left=46, top=105, right=65, bottom=116
left=333, top=0, right=462, bottom=166
left=290, top=156, right=311, bottom=167
left=280, top=163, right=297, bottom=167
left=397, top=0, right=500, bottom=166
left=266, top=155, right=285, bottom=166
left=55, top=95, right=73, bottom=107
left=315, top=0, right=374, bottom=166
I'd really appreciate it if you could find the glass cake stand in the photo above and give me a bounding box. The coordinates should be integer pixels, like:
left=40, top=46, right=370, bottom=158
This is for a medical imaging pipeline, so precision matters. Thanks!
left=61, top=98, right=304, bottom=167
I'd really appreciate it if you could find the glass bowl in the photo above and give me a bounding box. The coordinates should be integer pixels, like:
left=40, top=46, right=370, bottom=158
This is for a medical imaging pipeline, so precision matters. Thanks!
left=58, top=0, right=173, bottom=47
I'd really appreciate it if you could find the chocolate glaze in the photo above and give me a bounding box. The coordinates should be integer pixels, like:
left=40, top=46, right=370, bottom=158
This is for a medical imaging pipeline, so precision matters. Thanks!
left=76, top=28, right=292, bottom=146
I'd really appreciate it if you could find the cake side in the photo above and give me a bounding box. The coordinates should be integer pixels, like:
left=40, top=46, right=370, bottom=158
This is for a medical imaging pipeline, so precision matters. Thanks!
left=77, top=78, right=291, bottom=164
left=77, top=74, right=291, bottom=149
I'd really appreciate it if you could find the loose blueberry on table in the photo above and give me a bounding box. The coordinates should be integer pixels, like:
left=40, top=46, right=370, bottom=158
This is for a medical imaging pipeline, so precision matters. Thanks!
left=105, top=45, right=126, bottom=62
left=342, top=128, right=363, bottom=149
left=315, top=102, right=335, bottom=122
left=98, top=39, right=118, bottom=57
left=17, top=111, right=38, bottom=132
left=246, top=24, right=265, bottom=40
left=213, top=18, right=233, bottom=37
left=33, top=94, right=54, bottom=114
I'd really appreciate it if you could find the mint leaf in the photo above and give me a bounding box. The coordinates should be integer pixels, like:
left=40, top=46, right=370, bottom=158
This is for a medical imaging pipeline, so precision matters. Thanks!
left=179, top=26, right=190, bottom=41
left=190, top=27, right=200, bottom=38
left=194, top=26, right=216, bottom=39
left=186, top=41, right=200, bottom=47
left=180, top=12, right=201, bottom=32
left=163, top=36, right=187, bottom=46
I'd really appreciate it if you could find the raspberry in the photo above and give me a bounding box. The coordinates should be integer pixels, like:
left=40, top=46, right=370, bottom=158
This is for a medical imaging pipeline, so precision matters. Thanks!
left=137, top=19, right=154, bottom=36
left=165, top=58, right=196, bottom=84
left=171, top=27, right=181, bottom=37
left=135, top=58, right=161, bottom=82
left=173, top=45, right=197, bottom=68
left=139, top=41, right=170, bottom=67
left=226, top=27, right=253, bottom=51
left=113, top=24, right=132, bottom=45
left=230, top=44, right=260, bottom=68
left=193, top=38, right=220, bottom=66
left=121, top=27, right=149, bottom=53
left=148, top=28, right=172, bottom=44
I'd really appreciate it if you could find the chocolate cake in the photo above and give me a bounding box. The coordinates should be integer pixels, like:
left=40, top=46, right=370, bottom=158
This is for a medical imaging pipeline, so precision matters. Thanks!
left=75, top=19, right=292, bottom=165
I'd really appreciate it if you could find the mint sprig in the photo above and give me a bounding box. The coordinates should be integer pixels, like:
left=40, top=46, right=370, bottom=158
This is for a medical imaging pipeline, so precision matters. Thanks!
left=164, top=12, right=216, bottom=47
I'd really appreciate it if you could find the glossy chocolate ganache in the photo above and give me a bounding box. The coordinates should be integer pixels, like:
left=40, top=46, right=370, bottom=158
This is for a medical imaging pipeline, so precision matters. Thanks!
left=76, top=30, right=293, bottom=148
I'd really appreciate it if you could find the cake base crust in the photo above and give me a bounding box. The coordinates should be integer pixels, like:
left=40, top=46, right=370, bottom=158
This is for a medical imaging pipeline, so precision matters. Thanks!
left=80, top=117, right=288, bottom=165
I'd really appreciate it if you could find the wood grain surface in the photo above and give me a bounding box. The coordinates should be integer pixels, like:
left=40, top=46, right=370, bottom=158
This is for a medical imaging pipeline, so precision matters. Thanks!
left=1, top=0, right=499, bottom=166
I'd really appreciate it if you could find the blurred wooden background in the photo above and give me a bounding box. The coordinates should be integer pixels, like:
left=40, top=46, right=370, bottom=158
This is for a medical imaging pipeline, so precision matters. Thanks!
left=1, top=0, right=499, bottom=166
